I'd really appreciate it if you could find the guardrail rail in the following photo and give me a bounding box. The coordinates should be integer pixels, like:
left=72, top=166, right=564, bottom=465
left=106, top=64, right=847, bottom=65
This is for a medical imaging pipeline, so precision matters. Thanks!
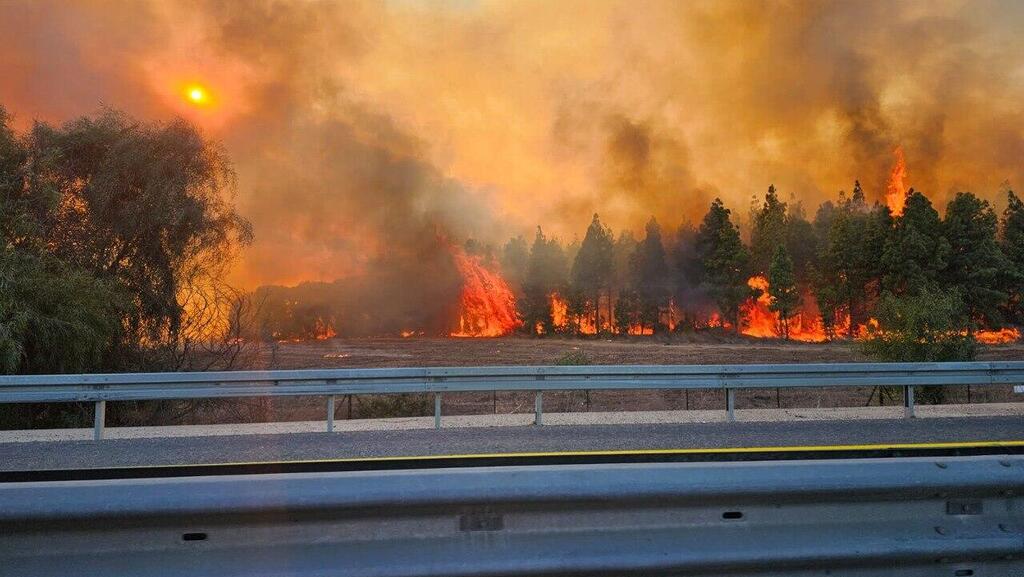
left=2, top=362, right=1023, bottom=439
left=3, top=455, right=1023, bottom=576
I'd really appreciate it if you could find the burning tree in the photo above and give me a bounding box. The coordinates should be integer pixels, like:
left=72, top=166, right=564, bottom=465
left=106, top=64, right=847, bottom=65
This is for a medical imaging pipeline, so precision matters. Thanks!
left=629, top=218, right=672, bottom=334
left=570, top=214, right=614, bottom=334
left=695, top=199, right=750, bottom=332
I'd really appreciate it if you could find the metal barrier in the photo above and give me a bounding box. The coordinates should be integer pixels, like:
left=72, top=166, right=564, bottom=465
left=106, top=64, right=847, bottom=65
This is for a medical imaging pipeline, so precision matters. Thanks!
left=1, top=362, right=1022, bottom=440
left=3, top=454, right=1023, bottom=575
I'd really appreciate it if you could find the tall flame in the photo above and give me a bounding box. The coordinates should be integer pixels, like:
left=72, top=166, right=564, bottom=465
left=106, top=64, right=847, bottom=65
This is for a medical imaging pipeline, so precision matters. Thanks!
left=550, top=292, right=568, bottom=329
left=449, top=248, right=522, bottom=337
left=885, top=146, right=907, bottom=216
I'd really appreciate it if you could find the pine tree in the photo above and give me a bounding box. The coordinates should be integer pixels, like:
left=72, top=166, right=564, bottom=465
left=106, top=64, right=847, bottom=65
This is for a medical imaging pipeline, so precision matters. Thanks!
left=881, top=189, right=949, bottom=296
left=571, top=214, right=614, bottom=333
left=500, top=235, right=529, bottom=288
left=750, top=184, right=788, bottom=274
left=695, top=199, right=750, bottom=331
left=630, top=217, right=671, bottom=333
left=1000, top=190, right=1024, bottom=324
left=942, top=192, right=1010, bottom=330
left=521, top=227, right=568, bottom=334
left=611, top=231, right=639, bottom=333
left=815, top=185, right=884, bottom=337
left=768, top=245, right=800, bottom=339
left=670, top=223, right=704, bottom=330
left=784, top=202, right=816, bottom=280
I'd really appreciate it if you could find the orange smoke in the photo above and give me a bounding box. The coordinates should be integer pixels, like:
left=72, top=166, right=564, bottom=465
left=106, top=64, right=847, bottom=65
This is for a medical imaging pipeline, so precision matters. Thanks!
left=885, top=146, right=907, bottom=216
left=449, top=248, right=522, bottom=337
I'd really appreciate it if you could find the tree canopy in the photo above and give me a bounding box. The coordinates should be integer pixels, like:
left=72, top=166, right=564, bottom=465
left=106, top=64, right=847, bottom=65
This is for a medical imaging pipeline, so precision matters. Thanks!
left=1, top=106, right=251, bottom=374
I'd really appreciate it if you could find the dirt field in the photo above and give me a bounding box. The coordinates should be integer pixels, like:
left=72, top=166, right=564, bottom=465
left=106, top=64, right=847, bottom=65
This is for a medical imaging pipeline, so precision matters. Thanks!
left=252, top=335, right=1024, bottom=370
left=191, top=336, right=1023, bottom=426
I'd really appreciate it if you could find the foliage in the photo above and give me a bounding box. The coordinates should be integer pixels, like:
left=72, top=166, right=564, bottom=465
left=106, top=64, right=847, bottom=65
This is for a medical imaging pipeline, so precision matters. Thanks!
left=354, top=394, right=431, bottom=419
left=630, top=218, right=671, bottom=332
left=882, top=190, right=949, bottom=295
left=0, top=250, right=125, bottom=375
left=521, top=227, right=568, bottom=334
left=749, top=185, right=787, bottom=275
left=814, top=184, right=887, bottom=337
left=2, top=107, right=252, bottom=372
left=767, top=245, right=799, bottom=339
left=695, top=199, right=750, bottom=331
left=500, top=234, right=529, bottom=287
left=942, top=192, right=1011, bottom=330
left=555, top=349, right=592, bottom=365
left=861, top=288, right=976, bottom=404
left=784, top=202, right=816, bottom=280
left=610, top=231, right=638, bottom=333
left=570, top=214, right=614, bottom=333
left=1, top=104, right=253, bottom=427
left=1000, top=190, right=1024, bottom=324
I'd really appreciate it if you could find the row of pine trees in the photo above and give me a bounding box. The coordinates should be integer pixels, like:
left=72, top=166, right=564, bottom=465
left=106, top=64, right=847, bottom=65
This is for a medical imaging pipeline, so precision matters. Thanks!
left=490, top=183, right=1024, bottom=339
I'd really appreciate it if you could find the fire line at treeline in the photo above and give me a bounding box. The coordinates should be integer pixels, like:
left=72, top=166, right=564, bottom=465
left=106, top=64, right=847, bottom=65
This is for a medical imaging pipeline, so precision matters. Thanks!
left=258, top=147, right=1021, bottom=345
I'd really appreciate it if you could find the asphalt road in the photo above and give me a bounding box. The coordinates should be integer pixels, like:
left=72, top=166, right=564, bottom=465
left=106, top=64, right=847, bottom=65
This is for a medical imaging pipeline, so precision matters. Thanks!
left=2, top=416, right=1023, bottom=471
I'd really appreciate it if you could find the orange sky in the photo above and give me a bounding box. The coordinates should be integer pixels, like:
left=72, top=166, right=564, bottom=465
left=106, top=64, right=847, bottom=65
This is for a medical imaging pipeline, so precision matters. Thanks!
left=2, top=0, right=1023, bottom=288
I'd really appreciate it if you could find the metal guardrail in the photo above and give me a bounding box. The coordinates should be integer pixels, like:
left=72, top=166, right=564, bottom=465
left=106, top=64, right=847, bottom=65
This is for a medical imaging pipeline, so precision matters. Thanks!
left=1, top=362, right=1023, bottom=440
left=3, top=455, right=1023, bottom=575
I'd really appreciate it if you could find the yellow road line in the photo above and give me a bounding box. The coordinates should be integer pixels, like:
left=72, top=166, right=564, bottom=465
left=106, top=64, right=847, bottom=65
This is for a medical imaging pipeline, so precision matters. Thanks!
left=154, top=439, right=1024, bottom=470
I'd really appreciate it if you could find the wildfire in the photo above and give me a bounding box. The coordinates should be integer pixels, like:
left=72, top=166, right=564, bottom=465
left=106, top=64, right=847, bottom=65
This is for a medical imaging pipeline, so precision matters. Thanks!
left=550, top=292, right=568, bottom=328
left=974, top=328, right=1021, bottom=344
left=739, top=275, right=829, bottom=342
left=312, top=318, right=337, bottom=340
left=449, top=248, right=522, bottom=337
left=885, top=146, right=907, bottom=216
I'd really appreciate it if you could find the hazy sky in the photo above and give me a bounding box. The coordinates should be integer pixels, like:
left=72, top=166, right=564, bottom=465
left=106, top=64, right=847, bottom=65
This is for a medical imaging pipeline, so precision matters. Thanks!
left=3, top=0, right=1023, bottom=287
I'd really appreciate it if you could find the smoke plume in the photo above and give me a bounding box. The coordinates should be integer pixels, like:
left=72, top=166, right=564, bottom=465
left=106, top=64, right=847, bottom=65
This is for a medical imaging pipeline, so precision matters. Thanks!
left=3, top=0, right=1023, bottom=296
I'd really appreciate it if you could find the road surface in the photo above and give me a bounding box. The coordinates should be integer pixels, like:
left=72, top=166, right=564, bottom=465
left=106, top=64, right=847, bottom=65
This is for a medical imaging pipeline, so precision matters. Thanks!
left=2, top=415, right=1023, bottom=471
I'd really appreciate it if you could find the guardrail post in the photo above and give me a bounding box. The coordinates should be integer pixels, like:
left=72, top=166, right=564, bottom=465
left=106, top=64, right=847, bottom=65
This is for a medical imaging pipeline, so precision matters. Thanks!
left=93, top=400, right=105, bottom=441
left=726, top=389, right=735, bottom=422
left=327, top=396, right=336, bottom=432
left=434, top=393, right=442, bottom=429
left=904, top=385, right=915, bottom=418
left=535, top=391, right=543, bottom=426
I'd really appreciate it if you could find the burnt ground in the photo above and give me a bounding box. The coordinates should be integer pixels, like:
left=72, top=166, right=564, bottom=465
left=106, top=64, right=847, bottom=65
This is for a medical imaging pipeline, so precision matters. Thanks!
left=159, top=335, right=1023, bottom=426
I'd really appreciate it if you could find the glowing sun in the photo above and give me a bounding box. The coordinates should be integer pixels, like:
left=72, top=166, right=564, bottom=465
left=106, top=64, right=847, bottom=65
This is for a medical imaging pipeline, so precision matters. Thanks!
left=185, top=84, right=209, bottom=105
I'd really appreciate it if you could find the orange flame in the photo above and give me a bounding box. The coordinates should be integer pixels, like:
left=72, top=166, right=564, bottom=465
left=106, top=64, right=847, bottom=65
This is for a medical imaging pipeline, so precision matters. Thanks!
left=885, top=146, right=907, bottom=216
left=974, top=328, right=1021, bottom=344
left=550, top=292, right=568, bottom=329
left=739, top=275, right=829, bottom=342
left=312, top=317, right=337, bottom=340
left=449, top=248, right=522, bottom=337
